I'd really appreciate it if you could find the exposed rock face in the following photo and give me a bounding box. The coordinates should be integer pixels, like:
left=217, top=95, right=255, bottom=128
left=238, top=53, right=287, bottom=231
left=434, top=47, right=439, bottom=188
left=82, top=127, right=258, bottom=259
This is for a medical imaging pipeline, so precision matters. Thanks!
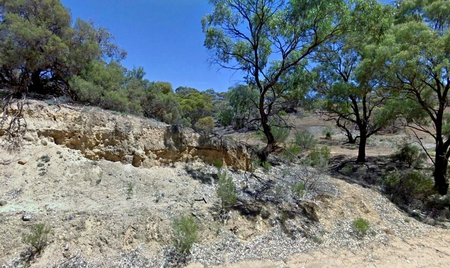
left=12, top=100, right=251, bottom=170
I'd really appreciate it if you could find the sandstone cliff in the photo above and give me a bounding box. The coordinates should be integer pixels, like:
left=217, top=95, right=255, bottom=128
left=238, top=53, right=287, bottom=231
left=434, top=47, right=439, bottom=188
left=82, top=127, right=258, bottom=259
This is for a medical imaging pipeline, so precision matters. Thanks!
left=9, top=100, right=251, bottom=170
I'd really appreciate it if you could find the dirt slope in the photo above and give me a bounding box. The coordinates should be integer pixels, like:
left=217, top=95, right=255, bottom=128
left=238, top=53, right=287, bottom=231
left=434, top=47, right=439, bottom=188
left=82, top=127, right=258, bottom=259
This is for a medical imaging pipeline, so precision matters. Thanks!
left=1, top=100, right=450, bottom=267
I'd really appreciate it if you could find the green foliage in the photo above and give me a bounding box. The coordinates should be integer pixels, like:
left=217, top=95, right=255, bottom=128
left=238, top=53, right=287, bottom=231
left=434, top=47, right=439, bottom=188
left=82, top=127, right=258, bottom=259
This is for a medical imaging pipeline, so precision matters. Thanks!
left=392, top=141, right=426, bottom=168
left=143, top=82, right=182, bottom=124
left=172, top=215, right=198, bottom=253
left=126, top=182, right=134, bottom=199
left=214, top=159, right=224, bottom=169
left=194, top=116, right=215, bottom=136
left=217, top=109, right=234, bottom=126
left=22, top=223, right=51, bottom=256
left=322, top=126, right=333, bottom=140
left=262, top=161, right=271, bottom=171
left=0, top=0, right=125, bottom=95
left=282, top=142, right=301, bottom=163
left=258, top=121, right=290, bottom=144
left=216, top=170, right=238, bottom=209
left=226, top=85, right=259, bottom=128
left=176, top=87, right=214, bottom=127
left=383, top=170, right=435, bottom=205
left=306, top=146, right=331, bottom=169
left=352, top=218, right=370, bottom=236
left=202, top=0, right=347, bottom=155
left=295, top=130, right=317, bottom=150
left=291, top=181, right=305, bottom=197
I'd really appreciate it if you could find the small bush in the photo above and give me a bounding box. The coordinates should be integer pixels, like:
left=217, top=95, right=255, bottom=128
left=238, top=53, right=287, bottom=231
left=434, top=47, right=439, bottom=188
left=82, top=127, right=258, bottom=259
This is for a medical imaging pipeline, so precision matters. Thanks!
left=216, top=170, right=238, bottom=209
left=258, top=125, right=290, bottom=144
left=282, top=142, right=301, bottom=162
left=322, top=126, right=333, bottom=140
left=306, top=146, right=331, bottom=169
left=22, top=223, right=51, bottom=257
left=295, top=130, right=316, bottom=150
left=194, top=116, right=215, bottom=136
left=383, top=170, right=434, bottom=206
left=352, top=218, right=370, bottom=236
left=217, top=109, right=233, bottom=126
left=291, top=181, right=305, bottom=197
left=214, top=159, right=223, bottom=169
left=172, top=215, right=198, bottom=253
left=262, top=161, right=271, bottom=171
left=392, top=141, right=426, bottom=168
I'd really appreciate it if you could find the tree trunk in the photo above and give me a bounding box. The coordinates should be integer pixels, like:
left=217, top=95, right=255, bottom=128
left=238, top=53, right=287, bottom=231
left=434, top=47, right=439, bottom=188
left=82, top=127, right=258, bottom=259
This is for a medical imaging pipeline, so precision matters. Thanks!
left=356, top=127, right=367, bottom=162
left=259, top=106, right=275, bottom=162
left=434, top=145, right=449, bottom=195
left=30, top=70, right=43, bottom=93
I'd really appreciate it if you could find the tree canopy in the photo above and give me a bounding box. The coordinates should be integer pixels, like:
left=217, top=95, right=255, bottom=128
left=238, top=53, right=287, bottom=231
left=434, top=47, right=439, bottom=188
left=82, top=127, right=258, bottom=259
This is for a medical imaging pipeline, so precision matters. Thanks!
left=202, top=0, right=348, bottom=160
left=0, top=0, right=125, bottom=96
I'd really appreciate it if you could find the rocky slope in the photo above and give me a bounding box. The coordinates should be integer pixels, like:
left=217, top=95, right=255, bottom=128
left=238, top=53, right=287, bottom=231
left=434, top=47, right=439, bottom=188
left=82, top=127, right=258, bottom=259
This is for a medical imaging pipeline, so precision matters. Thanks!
left=1, top=100, right=449, bottom=267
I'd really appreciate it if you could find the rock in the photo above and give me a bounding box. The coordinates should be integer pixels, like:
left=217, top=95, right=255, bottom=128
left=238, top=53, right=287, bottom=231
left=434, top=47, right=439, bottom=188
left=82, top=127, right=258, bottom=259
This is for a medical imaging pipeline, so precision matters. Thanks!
left=18, top=159, right=27, bottom=165
left=22, top=214, right=33, bottom=221
left=0, top=200, right=7, bottom=206
left=298, top=201, right=320, bottom=222
left=23, top=133, right=35, bottom=142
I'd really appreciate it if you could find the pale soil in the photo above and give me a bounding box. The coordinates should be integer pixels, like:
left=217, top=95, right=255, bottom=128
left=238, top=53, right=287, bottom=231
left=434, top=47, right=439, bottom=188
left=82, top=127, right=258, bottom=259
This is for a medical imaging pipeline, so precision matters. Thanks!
left=1, top=103, right=449, bottom=267
left=198, top=230, right=450, bottom=268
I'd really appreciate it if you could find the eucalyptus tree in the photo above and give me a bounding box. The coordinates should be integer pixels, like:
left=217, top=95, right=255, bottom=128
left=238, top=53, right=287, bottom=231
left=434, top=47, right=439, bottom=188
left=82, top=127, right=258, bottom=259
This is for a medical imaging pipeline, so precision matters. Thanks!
left=0, top=0, right=125, bottom=96
left=313, top=0, right=395, bottom=162
left=202, top=0, right=348, bottom=160
left=370, top=0, right=450, bottom=194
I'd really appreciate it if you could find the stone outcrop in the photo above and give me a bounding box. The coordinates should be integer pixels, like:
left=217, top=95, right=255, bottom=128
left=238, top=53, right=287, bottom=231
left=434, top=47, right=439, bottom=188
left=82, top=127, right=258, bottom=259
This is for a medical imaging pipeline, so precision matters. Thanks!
left=6, top=100, right=251, bottom=170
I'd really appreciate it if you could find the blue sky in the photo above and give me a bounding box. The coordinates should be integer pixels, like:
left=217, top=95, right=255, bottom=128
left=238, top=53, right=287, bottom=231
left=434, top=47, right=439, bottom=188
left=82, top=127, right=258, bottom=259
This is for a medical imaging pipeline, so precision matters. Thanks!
left=60, top=0, right=393, bottom=93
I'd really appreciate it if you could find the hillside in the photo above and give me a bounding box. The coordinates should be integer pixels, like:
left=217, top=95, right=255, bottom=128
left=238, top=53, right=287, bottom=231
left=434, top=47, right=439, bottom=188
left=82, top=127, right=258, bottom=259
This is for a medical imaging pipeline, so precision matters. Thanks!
left=1, top=100, right=450, bottom=267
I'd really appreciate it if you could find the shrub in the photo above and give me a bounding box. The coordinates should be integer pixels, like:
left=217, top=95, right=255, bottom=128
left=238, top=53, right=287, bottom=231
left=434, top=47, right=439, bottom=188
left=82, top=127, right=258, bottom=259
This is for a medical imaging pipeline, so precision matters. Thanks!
left=291, top=181, right=305, bottom=197
left=22, top=223, right=51, bottom=257
left=217, top=109, right=234, bottom=126
left=392, top=141, right=426, bottom=168
left=172, top=215, right=198, bottom=253
left=216, top=170, right=238, bottom=209
left=194, top=116, right=215, bottom=136
left=258, top=123, right=290, bottom=144
left=352, top=218, right=370, bottom=236
left=214, top=159, right=224, bottom=169
left=383, top=170, right=434, bottom=206
left=295, top=130, right=317, bottom=150
left=262, top=161, right=271, bottom=171
left=272, top=126, right=290, bottom=144
left=282, top=142, right=301, bottom=162
left=306, top=146, right=331, bottom=169
left=322, top=126, right=333, bottom=140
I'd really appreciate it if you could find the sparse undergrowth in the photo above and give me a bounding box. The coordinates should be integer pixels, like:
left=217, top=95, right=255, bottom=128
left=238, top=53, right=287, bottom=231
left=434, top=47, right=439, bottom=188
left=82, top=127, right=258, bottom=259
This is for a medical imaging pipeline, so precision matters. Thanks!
left=172, top=214, right=198, bottom=254
left=352, top=218, right=370, bottom=236
left=21, top=223, right=51, bottom=262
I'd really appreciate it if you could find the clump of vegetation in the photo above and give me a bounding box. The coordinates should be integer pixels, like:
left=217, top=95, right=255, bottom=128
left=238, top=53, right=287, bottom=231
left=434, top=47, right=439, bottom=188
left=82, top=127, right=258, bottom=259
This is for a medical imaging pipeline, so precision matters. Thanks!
left=352, top=218, right=370, bottom=236
left=258, top=120, right=290, bottom=144
left=322, top=126, right=334, bottom=140
left=282, top=142, right=301, bottom=162
left=22, top=223, right=51, bottom=259
left=262, top=161, right=271, bottom=171
left=295, top=130, right=317, bottom=150
left=383, top=170, right=434, bottom=207
left=214, top=159, right=224, bottom=169
left=305, top=146, right=331, bottom=169
left=392, top=141, right=427, bottom=168
left=172, top=215, right=198, bottom=254
left=216, top=170, right=238, bottom=209
left=291, top=181, right=305, bottom=198
left=126, top=182, right=134, bottom=200
left=194, top=116, right=215, bottom=136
